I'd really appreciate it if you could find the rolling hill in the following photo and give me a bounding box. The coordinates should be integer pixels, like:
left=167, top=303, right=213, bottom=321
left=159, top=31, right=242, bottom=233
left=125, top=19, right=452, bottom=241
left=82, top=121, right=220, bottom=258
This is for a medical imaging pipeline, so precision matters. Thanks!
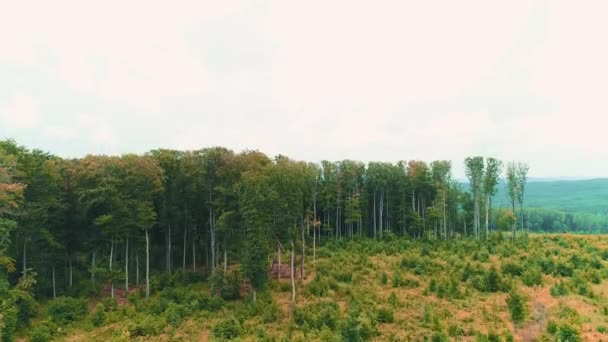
left=491, top=178, right=608, bottom=214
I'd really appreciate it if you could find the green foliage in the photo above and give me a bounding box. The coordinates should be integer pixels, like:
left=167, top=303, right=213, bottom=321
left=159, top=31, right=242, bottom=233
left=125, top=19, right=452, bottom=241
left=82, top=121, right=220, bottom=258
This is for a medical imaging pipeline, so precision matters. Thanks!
left=127, top=315, right=165, bottom=337
left=472, top=267, right=507, bottom=293
left=380, top=272, right=388, bottom=285
left=546, top=322, right=581, bottom=341
left=550, top=282, right=569, bottom=297
left=164, top=302, right=186, bottom=326
left=522, top=266, right=543, bottom=286
left=392, top=270, right=419, bottom=288
left=506, top=291, right=527, bottom=324
left=91, top=303, right=106, bottom=327
left=213, top=318, right=241, bottom=340
left=294, top=301, right=341, bottom=331
left=376, top=307, right=394, bottom=323
left=46, top=297, right=87, bottom=325
left=29, top=321, right=57, bottom=342
left=211, top=270, right=241, bottom=300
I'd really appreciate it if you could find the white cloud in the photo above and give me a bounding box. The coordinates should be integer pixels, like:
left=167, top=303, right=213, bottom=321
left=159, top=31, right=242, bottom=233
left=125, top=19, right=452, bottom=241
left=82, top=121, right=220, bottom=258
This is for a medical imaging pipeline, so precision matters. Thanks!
left=1, top=1, right=608, bottom=177
left=0, top=93, right=41, bottom=129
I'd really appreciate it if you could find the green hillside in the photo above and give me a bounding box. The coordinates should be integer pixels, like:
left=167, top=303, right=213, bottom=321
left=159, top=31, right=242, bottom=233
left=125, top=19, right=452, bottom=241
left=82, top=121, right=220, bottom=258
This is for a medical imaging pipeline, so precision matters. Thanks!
left=492, top=178, right=608, bottom=214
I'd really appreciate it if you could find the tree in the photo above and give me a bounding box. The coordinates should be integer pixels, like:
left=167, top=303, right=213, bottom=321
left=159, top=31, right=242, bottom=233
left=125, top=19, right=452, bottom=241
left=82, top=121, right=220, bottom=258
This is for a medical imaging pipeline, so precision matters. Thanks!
left=506, top=162, right=519, bottom=242
left=516, top=162, right=530, bottom=232
left=239, top=166, right=274, bottom=303
left=431, top=161, right=451, bottom=239
left=482, top=158, right=502, bottom=239
left=464, top=157, right=484, bottom=240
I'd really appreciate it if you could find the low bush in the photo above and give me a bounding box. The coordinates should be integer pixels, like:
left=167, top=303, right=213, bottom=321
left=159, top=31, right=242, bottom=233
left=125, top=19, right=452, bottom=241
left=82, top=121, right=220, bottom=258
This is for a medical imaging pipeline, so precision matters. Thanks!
left=506, top=291, right=527, bottom=324
left=29, top=321, right=57, bottom=342
left=127, top=314, right=165, bottom=337
left=522, top=266, right=543, bottom=286
left=294, top=301, right=341, bottom=331
left=213, top=317, right=241, bottom=339
left=392, top=271, right=419, bottom=288
left=91, top=303, right=106, bottom=327
left=546, top=322, right=581, bottom=341
left=211, top=270, right=241, bottom=300
left=46, top=296, right=88, bottom=325
left=376, top=307, right=394, bottom=323
left=550, top=282, right=569, bottom=297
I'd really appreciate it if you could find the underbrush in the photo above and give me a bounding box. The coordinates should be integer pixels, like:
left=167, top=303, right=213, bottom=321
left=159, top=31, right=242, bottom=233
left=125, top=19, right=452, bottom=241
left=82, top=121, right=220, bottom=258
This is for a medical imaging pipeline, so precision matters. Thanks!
left=26, top=234, right=608, bottom=341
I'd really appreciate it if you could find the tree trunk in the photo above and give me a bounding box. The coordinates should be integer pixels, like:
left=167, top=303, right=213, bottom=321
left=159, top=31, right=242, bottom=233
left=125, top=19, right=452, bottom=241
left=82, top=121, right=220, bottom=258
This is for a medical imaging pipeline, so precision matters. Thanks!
left=166, top=224, right=172, bottom=274
left=69, top=254, right=73, bottom=288
left=210, top=208, right=216, bottom=273
left=52, top=264, right=56, bottom=299
left=146, top=229, right=150, bottom=299
left=91, top=249, right=96, bottom=285
left=521, top=199, right=525, bottom=233
left=223, top=245, right=228, bottom=273
left=192, top=225, right=197, bottom=272
left=379, top=191, right=384, bottom=239
left=313, top=226, right=316, bottom=263
left=485, top=193, right=490, bottom=240
left=136, top=251, right=139, bottom=286
left=301, top=221, right=306, bottom=279
left=291, top=238, right=296, bottom=304
left=183, top=221, right=187, bottom=274
left=373, top=191, right=377, bottom=238
left=278, top=243, right=281, bottom=280
left=109, top=239, right=114, bottom=298
left=253, top=288, right=257, bottom=303
left=512, top=199, right=516, bottom=243
left=22, top=238, right=26, bottom=277
left=125, top=238, right=129, bottom=291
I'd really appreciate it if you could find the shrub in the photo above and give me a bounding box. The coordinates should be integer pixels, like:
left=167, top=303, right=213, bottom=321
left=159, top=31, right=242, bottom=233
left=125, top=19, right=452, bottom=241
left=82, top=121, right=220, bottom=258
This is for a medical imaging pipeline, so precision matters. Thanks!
left=554, top=263, right=574, bottom=277
left=550, top=282, right=569, bottom=297
left=164, top=302, right=186, bottom=326
left=547, top=322, right=581, bottom=341
left=392, top=271, right=419, bottom=288
left=341, top=310, right=377, bottom=342
left=294, top=302, right=341, bottom=331
left=29, top=321, right=57, bottom=342
left=388, top=291, right=398, bottom=306
left=501, top=262, right=523, bottom=277
left=522, top=266, right=543, bottom=286
left=91, top=303, right=106, bottom=327
left=380, top=272, right=388, bottom=285
left=128, top=315, right=165, bottom=337
left=308, top=274, right=331, bottom=297
left=213, top=318, right=241, bottom=339
left=334, top=271, right=352, bottom=283
left=46, top=296, right=88, bottom=325
left=209, top=295, right=225, bottom=311
left=473, top=267, right=505, bottom=292
left=448, top=324, right=464, bottom=337
left=211, top=270, right=241, bottom=300
left=376, top=307, right=394, bottom=323
left=506, top=291, right=527, bottom=324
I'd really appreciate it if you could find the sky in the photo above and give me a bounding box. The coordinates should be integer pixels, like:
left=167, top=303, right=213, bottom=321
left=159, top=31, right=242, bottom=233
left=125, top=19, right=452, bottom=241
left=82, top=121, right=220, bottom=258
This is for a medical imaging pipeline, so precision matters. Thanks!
left=1, top=1, right=607, bottom=178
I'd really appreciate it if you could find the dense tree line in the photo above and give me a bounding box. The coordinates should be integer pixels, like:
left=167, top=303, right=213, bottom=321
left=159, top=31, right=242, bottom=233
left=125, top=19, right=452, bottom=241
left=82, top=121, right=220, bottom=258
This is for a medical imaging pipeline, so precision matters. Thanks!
left=0, top=138, right=553, bottom=339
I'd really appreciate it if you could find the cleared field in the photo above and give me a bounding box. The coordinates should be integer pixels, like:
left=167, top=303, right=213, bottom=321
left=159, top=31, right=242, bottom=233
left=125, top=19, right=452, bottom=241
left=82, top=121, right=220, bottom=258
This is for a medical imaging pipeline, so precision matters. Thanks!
left=39, top=234, right=608, bottom=341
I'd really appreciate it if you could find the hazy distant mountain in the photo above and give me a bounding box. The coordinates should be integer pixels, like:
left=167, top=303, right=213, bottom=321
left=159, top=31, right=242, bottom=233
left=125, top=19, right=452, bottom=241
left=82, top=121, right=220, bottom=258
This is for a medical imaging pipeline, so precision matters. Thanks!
left=491, top=178, right=608, bottom=214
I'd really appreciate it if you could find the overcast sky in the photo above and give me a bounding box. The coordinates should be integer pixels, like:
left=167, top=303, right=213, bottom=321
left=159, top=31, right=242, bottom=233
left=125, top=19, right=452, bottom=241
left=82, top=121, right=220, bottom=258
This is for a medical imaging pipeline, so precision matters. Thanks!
left=1, top=1, right=607, bottom=178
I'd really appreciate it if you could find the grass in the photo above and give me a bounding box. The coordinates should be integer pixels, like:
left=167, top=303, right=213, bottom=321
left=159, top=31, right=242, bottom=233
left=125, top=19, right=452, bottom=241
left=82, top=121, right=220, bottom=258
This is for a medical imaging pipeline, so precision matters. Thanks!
left=24, top=233, right=608, bottom=341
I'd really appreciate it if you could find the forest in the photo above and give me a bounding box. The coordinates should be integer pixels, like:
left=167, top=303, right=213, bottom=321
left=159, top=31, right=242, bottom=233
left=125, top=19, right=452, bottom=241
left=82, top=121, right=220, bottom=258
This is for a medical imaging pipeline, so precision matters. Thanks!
left=1, top=139, right=607, bottom=341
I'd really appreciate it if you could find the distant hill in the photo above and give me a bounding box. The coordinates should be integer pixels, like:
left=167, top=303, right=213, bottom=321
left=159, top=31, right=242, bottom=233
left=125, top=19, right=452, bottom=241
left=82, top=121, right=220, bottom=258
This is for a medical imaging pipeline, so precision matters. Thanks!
left=491, top=178, right=608, bottom=214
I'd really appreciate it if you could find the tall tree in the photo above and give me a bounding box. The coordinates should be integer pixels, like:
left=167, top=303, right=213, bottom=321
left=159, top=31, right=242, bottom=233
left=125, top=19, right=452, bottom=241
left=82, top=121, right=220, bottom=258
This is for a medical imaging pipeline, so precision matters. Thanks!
left=506, top=162, right=519, bottom=242
left=464, top=157, right=484, bottom=240
left=482, top=158, right=502, bottom=239
left=516, top=162, right=530, bottom=232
